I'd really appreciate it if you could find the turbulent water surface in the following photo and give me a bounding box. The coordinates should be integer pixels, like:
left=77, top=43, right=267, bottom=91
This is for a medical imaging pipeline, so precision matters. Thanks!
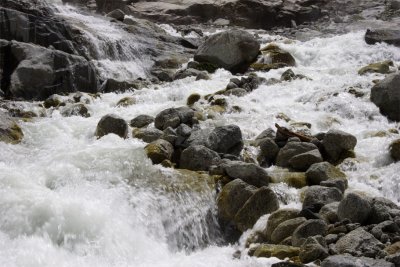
left=1, top=2, right=400, bottom=267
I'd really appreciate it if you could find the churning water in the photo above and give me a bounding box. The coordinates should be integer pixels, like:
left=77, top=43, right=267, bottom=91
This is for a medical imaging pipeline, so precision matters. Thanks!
left=1, top=2, right=400, bottom=266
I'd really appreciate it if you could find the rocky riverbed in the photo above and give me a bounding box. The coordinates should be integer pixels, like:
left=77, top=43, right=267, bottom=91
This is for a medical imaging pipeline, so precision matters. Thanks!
left=1, top=0, right=400, bottom=266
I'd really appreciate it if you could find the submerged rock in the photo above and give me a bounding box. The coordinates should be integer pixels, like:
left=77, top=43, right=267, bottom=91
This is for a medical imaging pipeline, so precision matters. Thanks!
left=194, top=30, right=260, bottom=73
left=95, top=114, right=128, bottom=139
left=358, top=60, right=393, bottom=75
left=61, top=103, right=90, bottom=117
left=0, top=111, right=23, bottom=144
left=371, top=73, right=400, bottom=122
left=390, top=139, right=400, bottom=161
left=251, top=44, right=296, bottom=72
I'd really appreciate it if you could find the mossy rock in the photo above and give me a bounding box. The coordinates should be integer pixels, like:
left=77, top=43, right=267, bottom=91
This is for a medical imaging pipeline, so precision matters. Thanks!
left=117, top=96, right=136, bottom=107
left=253, top=244, right=300, bottom=259
left=390, top=139, right=400, bottom=161
left=250, top=62, right=289, bottom=72
left=0, top=112, right=24, bottom=144
left=194, top=62, right=219, bottom=73
left=358, top=60, right=393, bottom=75
left=270, top=170, right=307, bottom=189
left=187, top=93, right=201, bottom=106
left=145, top=139, right=174, bottom=164
left=260, top=44, right=296, bottom=66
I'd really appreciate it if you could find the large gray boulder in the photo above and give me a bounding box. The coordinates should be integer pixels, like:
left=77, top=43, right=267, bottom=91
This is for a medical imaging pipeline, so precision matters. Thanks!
left=154, top=107, right=194, bottom=130
left=207, top=125, right=243, bottom=156
left=335, top=228, right=383, bottom=256
left=365, top=29, right=400, bottom=47
left=322, top=129, right=357, bottom=163
left=292, top=219, right=327, bottom=247
left=322, top=255, right=394, bottom=267
left=180, top=145, right=221, bottom=171
left=337, top=193, right=372, bottom=224
left=95, top=114, right=128, bottom=139
left=289, top=149, right=323, bottom=171
left=223, top=161, right=271, bottom=187
left=276, top=142, right=318, bottom=168
left=303, top=186, right=343, bottom=209
left=305, top=161, right=347, bottom=186
left=194, top=30, right=260, bottom=73
left=371, top=73, right=400, bottom=122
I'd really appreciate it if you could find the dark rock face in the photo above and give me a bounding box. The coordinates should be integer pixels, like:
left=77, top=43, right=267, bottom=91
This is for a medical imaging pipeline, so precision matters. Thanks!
left=95, top=114, right=128, bottom=138
left=155, top=107, right=194, bottom=130
left=194, top=30, right=260, bottom=73
left=365, top=29, right=400, bottom=47
left=0, top=40, right=99, bottom=100
left=207, top=125, right=243, bottom=156
left=338, top=193, right=372, bottom=224
left=180, top=145, right=221, bottom=171
left=371, top=73, right=400, bottom=122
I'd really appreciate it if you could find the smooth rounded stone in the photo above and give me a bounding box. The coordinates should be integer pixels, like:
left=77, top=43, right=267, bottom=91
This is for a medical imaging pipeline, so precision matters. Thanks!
left=194, top=30, right=260, bottom=73
left=335, top=227, right=383, bottom=255
left=306, top=161, right=347, bottom=186
left=116, top=96, right=136, bottom=107
left=338, top=193, right=372, bottom=224
left=0, top=112, right=24, bottom=144
left=130, top=115, right=154, bottom=128
left=322, top=255, right=395, bottom=267
left=299, top=236, right=329, bottom=263
left=207, top=125, right=243, bottom=156
left=319, top=202, right=340, bottom=223
left=289, top=149, right=323, bottom=171
left=368, top=197, right=400, bottom=224
left=155, top=107, right=194, bottom=130
left=234, top=187, right=279, bottom=231
left=358, top=60, right=393, bottom=75
left=390, top=139, right=400, bottom=161
left=276, top=142, right=318, bottom=168
left=365, top=29, right=400, bottom=47
left=371, top=73, right=400, bottom=122
left=252, top=244, right=300, bottom=260
left=144, top=139, right=174, bottom=164
left=264, top=209, right=301, bottom=241
left=223, top=88, right=248, bottom=97
left=258, top=138, right=280, bottom=163
left=187, top=93, right=201, bottom=106
left=61, top=103, right=90, bottom=117
left=251, top=44, right=296, bottom=71
left=226, top=82, right=238, bottom=90
left=132, top=128, right=163, bottom=143
left=256, top=128, right=276, bottom=141
left=292, top=219, right=327, bottom=247
left=271, top=217, right=307, bottom=244
left=303, top=186, right=343, bottom=209
left=180, top=145, right=221, bottom=171
left=322, top=129, right=357, bottom=163
left=223, top=161, right=271, bottom=187
left=217, top=179, right=256, bottom=224
left=95, top=114, right=128, bottom=139
left=106, top=9, right=125, bottom=21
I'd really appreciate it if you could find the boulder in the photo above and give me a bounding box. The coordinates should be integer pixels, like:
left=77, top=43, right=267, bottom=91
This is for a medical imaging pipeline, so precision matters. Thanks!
left=106, top=9, right=125, bottom=21
left=223, top=161, right=271, bottom=187
left=303, top=186, right=343, bottom=209
left=264, top=209, right=301, bottom=241
left=319, top=202, right=340, bottom=223
left=130, top=115, right=154, bottom=128
left=253, top=244, right=300, bottom=260
left=322, top=255, right=394, bottom=267
left=335, top=228, right=383, bottom=256
left=390, top=139, right=400, bottom=161
left=258, top=137, right=280, bottom=165
left=276, top=142, right=318, bottom=168
left=0, top=111, right=23, bottom=144
left=155, top=107, right=194, bottom=130
left=61, top=103, right=90, bottom=117
left=292, top=219, right=327, bottom=247
left=271, top=217, right=307, bottom=244
left=1, top=40, right=99, bottom=100
left=305, top=161, right=347, bottom=186
left=365, top=29, right=400, bottom=47
left=371, top=73, right=400, bottom=121
left=338, top=193, right=372, bottom=224
left=132, top=128, right=163, bottom=143
left=95, top=114, right=128, bottom=138
left=145, top=139, right=174, bottom=164
left=358, top=60, right=393, bottom=75
left=299, top=236, right=329, bottom=263
left=187, top=93, right=201, bottom=106
left=251, top=44, right=296, bottom=72
left=234, top=186, right=279, bottom=231
left=180, top=145, right=221, bottom=171
left=322, top=129, right=357, bottom=163
left=289, top=149, right=323, bottom=171
left=207, top=125, right=243, bottom=156
left=116, top=97, right=136, bottom=107
left=368, top=197, right=400, bottom=224
left=194, top=30, right=260, bottom=73
left=217, top=179, right=256, bottom=227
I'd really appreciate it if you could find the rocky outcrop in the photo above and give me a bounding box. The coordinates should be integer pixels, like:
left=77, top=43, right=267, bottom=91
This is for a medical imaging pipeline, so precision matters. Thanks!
left=371, top=73, right=400, bottom=122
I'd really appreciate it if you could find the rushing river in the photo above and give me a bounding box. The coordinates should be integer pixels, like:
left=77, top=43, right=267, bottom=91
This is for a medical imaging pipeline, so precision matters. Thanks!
left=0, top=2, right=400, bottom=267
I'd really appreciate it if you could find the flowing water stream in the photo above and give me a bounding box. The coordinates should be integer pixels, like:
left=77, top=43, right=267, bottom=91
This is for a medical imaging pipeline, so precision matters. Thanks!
left=0, top=2, right=400, bottom=266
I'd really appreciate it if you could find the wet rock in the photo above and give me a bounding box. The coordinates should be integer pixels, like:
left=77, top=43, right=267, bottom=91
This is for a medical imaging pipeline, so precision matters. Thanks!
left=365, top=29, right=400, bottom=47
left=43, top=95, right=65, bottom=109
left=195, top=72, right=210, bottom=81
left=133, top=128, right=163, bottom=143
left=223, top=88, right=247, bottom=97
left=235, top=186, right=279, bottom=231
left=116, top=97, right=136, bottom=107
left=368, top=197, right=400, bottom=224
left=145, top=139, right=174, bottom=164
left=372, top=221, right=400, bottom=243
left=358, top=60, right=393, bottom=75
left=174, top=68, right=207, bottom=80
left=258, top=138, right=280, bottom=165
left=155, top=107, right=194, bottom=130
left=207, top=125, right=243, bottom=156
left=276, top=142, right=318, bottom=168
left=299, top=236, right=329, bottom=263
left=106, top=9, right=125, bottom=21
left=386, top=253, right=400, bottom=267
left=180, top=145, right=221, bottom=171
left=265, top=209, right=301, bottom=241
left=253, top=244, right=300, bottom=259
left=194, top=30, right=260, bottom=73
left=251, top=44, right=296, bottom=72
left=61, top=103, right=90, bottom=117
left=271, top=217, right=307, bottom=244
left=101, top=79, right=143, bottom=93
left=335, top=228, right=383, bottom=256
left=319, top=202, right=340, bottom=223
left=281, top=69, right=310, bottom=81
left=0, top=111, right=23, bottom=144
left=187, top=94, right=201, bottom=106
left=322, top=129, right=357, bottom=163
left=95, top=114, right=128, bottom=139
left=223, top=161, right=271, bottom=188
left=338, top=192, right=372, bottom=224
left=320, top=179, right=347, bottom=194
left=371, top=73, right=400, bottom=122
left=292, top=219, right=327, bottom=247
left=322, top=255, right=394, bottom=267
left=289, top=149, right=323, bottom=171
left=303, top=186, right=343, bottom=209
left=390, top=139, right=400, bottom=161
left=130, top=115, right=154, bottom=128
left=305, top=161, right=347, bottom=186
